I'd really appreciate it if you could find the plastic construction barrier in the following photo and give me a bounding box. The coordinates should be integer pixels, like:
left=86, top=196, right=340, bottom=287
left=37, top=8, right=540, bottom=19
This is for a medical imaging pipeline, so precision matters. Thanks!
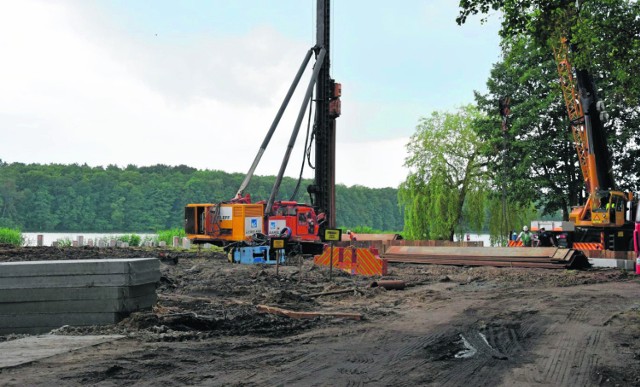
left=572, top=242, right=603, bottom=251
left=314, top=245, right=388, bottom=276
left=509, top=240, right=603, bottom=251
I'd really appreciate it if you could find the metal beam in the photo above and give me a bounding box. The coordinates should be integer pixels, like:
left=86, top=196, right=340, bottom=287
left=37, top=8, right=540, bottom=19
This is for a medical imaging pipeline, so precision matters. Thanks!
left=236, top=48, right=315, bottom=197
left=265, top=48, right=327, bottom=214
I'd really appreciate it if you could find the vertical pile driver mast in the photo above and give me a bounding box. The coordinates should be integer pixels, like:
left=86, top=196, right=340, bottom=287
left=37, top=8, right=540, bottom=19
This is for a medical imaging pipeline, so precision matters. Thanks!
left=552, top=37, right=636, bottom=250
left=307, top=0, right=341, bottom=230
left=184, top=0, right=340, bottom=253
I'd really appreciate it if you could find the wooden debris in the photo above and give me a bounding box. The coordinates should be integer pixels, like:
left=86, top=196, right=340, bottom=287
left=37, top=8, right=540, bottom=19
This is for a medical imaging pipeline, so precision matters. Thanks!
left=256, top=305, right=362, bottom=321
left=306, top=288, right=358, bottom=298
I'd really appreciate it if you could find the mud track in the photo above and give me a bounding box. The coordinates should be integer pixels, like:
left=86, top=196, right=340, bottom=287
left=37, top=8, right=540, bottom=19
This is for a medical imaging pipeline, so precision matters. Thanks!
left=0, top=247, right=639, bottom=386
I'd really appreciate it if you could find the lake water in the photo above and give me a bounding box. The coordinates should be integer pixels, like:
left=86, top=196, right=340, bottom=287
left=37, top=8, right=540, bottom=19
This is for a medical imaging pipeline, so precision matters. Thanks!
left=21, top=232, right=495, bottom=247
left=22, top=232, right=157, bottom=247
left=454, top=233, right=493, bottom=246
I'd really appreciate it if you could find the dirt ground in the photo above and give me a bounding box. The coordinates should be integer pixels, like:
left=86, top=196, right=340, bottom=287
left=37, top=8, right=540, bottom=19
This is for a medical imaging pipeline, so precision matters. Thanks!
left=1, top=246, right=639, bottom=386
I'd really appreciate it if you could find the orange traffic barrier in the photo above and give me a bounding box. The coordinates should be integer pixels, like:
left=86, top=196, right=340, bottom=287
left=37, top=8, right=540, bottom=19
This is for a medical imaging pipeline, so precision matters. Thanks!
left=572, top=242, right=603, bottom=251
left=314, top=245, right=388, bottom=276
left=508, top=240, right=523, bottom=247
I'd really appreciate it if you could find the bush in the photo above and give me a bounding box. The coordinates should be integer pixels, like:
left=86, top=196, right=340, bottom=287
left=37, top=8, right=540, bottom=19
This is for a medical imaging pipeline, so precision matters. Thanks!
left=157, top=228, right=186, bottom=246
left=0, top=227, right=23, bottom=246
left=56, top=237, right=72, bottom=247
left=117, top=234, right=141, bottom=247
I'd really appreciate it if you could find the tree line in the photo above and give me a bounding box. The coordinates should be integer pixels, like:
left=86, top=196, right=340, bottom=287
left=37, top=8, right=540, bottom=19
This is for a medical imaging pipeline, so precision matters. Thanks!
left=399, top=0, right=639, bottom=243
left=0, top=162, right=403, bottom=232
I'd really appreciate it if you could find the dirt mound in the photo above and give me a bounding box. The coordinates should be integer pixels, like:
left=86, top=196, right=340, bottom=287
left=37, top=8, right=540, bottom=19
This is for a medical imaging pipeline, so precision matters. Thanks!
left=0, top=245, right=226, bottom=262
left=1, top=244, right=639, bottom=385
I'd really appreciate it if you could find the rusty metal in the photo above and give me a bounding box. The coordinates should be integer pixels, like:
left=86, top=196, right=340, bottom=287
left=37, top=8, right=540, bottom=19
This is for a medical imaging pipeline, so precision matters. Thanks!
left=382, top=246, right=583, bottom=269
left=370, top=280, right=406, bottom=290
left=339, top=233, right=403, bottom=242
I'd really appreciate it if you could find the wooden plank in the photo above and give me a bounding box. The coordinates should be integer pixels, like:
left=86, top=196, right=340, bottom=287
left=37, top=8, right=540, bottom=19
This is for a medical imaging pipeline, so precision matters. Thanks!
left=256, top=305, right=362, bottom=321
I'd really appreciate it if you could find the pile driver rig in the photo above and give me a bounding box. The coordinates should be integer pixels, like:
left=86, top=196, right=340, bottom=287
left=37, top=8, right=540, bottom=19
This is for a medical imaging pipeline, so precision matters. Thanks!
left=184, top=0, right=340, bottom=256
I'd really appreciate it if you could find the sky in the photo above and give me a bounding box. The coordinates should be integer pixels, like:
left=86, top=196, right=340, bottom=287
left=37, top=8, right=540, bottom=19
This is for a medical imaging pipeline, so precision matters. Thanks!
left=0, top=0, right=501, bottom=189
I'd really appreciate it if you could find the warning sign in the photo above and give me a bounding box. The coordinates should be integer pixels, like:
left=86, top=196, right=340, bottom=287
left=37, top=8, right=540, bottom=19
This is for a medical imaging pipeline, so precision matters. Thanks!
left=271, top=238, right=286, bottom=249
left=323, top=229, right=342, bottom=242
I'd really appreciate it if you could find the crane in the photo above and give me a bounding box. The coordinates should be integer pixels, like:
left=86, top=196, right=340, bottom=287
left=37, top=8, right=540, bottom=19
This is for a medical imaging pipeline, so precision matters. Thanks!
left=550, top=36, right=637, bottom=251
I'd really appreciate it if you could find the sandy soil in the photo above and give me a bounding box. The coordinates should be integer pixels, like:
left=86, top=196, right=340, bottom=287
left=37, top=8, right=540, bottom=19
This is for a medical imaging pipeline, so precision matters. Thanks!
left=0, top=246, right=639, bottom=386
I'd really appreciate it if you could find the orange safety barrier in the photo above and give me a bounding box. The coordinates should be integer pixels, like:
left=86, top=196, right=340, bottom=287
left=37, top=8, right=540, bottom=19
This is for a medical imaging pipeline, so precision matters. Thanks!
left=508, top=240, right=523, bottom=247
left=314, top=245, right=388, bottom=276
left=572, top=242, right=603, bottom=251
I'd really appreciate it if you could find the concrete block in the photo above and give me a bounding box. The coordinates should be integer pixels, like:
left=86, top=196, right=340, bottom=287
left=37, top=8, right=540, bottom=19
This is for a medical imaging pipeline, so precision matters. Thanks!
left=78, top=236, right=84, bottom=246
left=87, top=239, right=94, bottom=247
left=0, top=259, right=160, bottom=335
left=0, top=258, right=159, bottom=278
left=36, top=235, right=43, bottom=247
left=0, top=271, right=160, bottom=289
left=0, top=294, right=157, bottom=314
left=588, top=258, right=635, bottom=270
left=0, top=258, right=160, bottom=289
left=109, top=239, right=116, bottom=247
left=172, top=236, right=179, bottom=247
left=159, top=241, right=166, bottom=247
left=0, top=283, right=156, bottom=303
left=182, top=237, right=190, bottom=249
left=72, top=241, right=79, bottom=247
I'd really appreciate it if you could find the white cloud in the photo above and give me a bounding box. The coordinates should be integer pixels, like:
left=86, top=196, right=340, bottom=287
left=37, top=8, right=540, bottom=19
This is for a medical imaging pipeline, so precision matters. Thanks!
left=336, top=137, right=410, bottom=188
left=0, top=0, right=411, bottom=190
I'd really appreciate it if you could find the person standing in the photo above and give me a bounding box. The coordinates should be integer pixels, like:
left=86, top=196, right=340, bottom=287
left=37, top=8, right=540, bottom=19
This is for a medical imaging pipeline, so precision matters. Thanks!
left=516, top=226, right=533, bottom=247
left=537, top=227, right=556, bottom=247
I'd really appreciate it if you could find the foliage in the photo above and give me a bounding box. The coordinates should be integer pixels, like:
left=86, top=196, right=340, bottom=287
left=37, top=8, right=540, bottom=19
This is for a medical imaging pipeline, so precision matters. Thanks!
left=157, top=228, right=186, bottom=246
left=399, top=105, right=489, bottom=241
left=458, top=0, right=640, bottom=104
left=460, top=0, right=640, bottom=219
left=0, top=163, right=404, bottom=233
left=486, top=199, right=538, bottom=246
left=474, top=35, right=577, bottom=218
left=0, top=227, right=23, bottom=246
left=56, top=237, right=72, bottom=247
left=340, top=225, right=403, bottom=236
left=117, top=234, right=141, bottom=247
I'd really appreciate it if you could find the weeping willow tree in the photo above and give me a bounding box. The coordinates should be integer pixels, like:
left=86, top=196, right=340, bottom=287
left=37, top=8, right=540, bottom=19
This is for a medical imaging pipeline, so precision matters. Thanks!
left=399, top=105, right=488, bottom=241
left=485, top=198, right=538, bottom=246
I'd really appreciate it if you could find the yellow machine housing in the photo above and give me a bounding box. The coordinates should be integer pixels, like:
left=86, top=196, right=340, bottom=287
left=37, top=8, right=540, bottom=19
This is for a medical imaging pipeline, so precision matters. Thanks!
left=185, top=203, right=264, bottom=244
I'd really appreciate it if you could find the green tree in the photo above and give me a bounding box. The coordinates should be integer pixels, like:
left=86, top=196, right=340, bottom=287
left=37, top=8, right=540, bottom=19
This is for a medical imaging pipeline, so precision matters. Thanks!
left=460, top=0, right=640, bottom=213
left=399, top=105, right=488, bottom=240
left=474, top=35, right=579, bottom=219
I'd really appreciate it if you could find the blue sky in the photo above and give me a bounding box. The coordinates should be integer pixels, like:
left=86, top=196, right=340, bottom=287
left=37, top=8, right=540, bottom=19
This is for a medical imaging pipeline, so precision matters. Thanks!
left=0, top=1, right=501, bottom=188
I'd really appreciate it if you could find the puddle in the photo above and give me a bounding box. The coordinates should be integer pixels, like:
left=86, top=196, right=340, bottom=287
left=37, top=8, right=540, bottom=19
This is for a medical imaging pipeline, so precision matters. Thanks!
left=454, top=334, right=477, bottom=358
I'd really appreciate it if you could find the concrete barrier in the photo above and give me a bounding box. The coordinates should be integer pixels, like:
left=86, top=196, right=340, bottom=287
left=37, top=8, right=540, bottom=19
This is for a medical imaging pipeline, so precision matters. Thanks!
left=0, top=258, right=159, bottom=334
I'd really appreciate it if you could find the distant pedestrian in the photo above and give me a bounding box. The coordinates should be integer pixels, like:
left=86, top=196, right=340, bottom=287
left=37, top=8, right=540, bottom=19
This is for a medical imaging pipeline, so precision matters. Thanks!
left=537, top=227, right=556, bottom=247
left=511, top=230, right=518, bottom=241
left=516, top=226, right=533, bottom=247
left=466, top=234, right=470, bottom=241
left=347, top=230, right=357, bottom=242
